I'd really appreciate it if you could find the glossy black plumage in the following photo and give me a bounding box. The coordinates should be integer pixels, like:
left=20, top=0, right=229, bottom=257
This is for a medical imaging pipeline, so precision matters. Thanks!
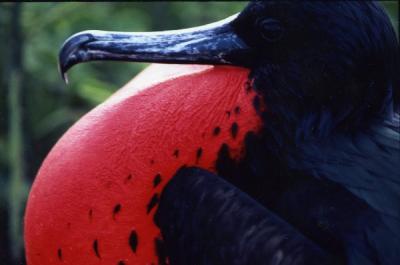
left=155, top=167, right=337, bottom=265
left=238, top=2, right=400, bottom=264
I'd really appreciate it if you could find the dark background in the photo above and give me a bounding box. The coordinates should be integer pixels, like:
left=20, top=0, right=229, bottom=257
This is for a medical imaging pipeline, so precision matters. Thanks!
left=0, top=2, right=398, bottom=265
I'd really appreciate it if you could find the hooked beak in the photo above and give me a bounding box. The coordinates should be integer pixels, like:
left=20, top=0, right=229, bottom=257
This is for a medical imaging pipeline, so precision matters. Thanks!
left=59, top=13, right=252, bottom=82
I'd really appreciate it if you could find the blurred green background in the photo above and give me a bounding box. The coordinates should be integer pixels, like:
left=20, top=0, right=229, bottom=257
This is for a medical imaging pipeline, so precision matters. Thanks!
left=0, top=2, right=398, bottom=265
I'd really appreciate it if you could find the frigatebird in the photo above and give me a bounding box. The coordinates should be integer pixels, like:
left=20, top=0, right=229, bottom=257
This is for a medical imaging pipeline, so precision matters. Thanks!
left=25, top=1, right=399, bottom=265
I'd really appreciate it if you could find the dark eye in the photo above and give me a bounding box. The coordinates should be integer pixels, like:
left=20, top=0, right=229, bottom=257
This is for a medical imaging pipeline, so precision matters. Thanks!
left=257, top=18, right=284, bottom=42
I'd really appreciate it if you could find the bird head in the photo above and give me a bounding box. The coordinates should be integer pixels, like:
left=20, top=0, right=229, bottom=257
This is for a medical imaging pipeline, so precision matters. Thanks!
left=59, top=1, right=399, bottom=141
left=232, top=1, right=399, bottom=141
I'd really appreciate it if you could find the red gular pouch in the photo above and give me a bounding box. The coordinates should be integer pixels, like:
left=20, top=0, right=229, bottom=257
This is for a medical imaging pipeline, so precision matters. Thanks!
left=24, top=64, right=263, bottom=265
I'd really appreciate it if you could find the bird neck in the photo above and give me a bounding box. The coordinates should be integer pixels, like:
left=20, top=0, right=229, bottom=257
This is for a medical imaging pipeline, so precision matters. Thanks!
left=285, top=112, right=399, bottom=182
left=250, top=61, right=398, bottom=150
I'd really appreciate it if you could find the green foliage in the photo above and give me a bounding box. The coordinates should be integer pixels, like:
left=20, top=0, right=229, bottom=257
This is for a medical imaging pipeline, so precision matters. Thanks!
left=0, top=2, right=398, bottom=265
left=382, top=1, right=399, bottom=35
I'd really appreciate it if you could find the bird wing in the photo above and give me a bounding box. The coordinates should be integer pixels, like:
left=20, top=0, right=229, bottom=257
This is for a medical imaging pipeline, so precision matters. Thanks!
left=155, top=167, right=336, bottom=265
left=292, top=113, right=400, bottom=265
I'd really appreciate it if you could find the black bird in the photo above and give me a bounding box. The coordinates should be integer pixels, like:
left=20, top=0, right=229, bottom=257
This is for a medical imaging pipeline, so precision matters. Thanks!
left=56, top=1, right=400, bottom=265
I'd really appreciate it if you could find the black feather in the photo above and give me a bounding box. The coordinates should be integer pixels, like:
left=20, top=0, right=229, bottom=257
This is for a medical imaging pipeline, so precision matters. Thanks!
left=155, top=167, right=338, bottom=265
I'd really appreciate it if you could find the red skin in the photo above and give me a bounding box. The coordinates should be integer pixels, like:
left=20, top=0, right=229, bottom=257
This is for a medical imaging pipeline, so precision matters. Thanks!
left=24, top=64, right=263, bottom=265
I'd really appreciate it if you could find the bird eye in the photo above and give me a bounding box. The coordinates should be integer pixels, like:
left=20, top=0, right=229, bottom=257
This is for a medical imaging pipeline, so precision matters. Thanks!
left=257, top=18, right=284, bottom=42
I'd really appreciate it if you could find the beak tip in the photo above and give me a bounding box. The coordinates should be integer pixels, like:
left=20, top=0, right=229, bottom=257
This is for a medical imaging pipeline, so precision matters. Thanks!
left=58, top=31, right=96, bottom=83
left=58, top=61, right=68, bottom=84
left=63, top=73, right=69, bottom=85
